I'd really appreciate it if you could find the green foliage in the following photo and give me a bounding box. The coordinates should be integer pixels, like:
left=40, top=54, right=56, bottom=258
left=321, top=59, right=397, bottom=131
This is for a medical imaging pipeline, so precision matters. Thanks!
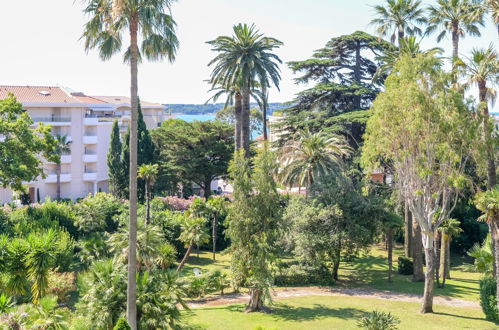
left=21, top=295, right=70, bottom=329
left=274, top=264, right=334, bottom=286
left=47, top=272, right=76, bottom=304
left=186, top=270, right=230, bottom=297
left=397, top=257, right=414, bottom=275
left=467, top=234, right=494, bottom=276
left=227, top=145, right=284, bottom=302
left=0, top=294, right=14, bottom=314
left=356, top=310, right=400, bottom=330
left=179, top=217, right=210, bottom=248
left=113, top=317, right=131, bottom=330
left=216, top=106, right=263, bottom=134
left=152, top=119, right=234, bottom=197
left=277, top=31, right=393, bottom=144
left=479, top=276, right=499, bottom=321
left=0, top=94, right=57, bottom=191
left=108, top=121, right=125, bottom=197
left=474, top=186, right=499, bottom=224
left=74, top=193, right=124, bottom=235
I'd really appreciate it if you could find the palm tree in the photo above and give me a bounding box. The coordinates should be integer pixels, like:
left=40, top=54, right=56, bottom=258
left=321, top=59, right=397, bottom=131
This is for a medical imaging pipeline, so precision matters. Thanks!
left=475, top=187, right=499, bottom=311
left=53, top=135, right=71, bottom=200
left=374, top=36, right=443, bottom=82
left=426, top=0, right=485, bottom=65
left=279, top=130, right=351, bottom=193
left=486, top=0, right=499, bottom=37
left=460, top=46, right=499, bottom=189
left=82, top=1, right=178, bottom=327
left=370, top=0, right=427, bottom=47
left=138, top=164, right=158, bottom=225
left=207, top=23, right=282, bottom=155
left=438, top=218, right=463, bottom=287
left=468, top=234, right=494, bottom=276
left=176, top=217, right=209, bottom=272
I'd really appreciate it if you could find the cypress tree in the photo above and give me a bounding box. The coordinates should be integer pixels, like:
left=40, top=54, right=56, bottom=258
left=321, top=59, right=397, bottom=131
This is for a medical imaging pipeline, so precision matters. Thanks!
left=121, top=101, right=155, bottom=200
left=107, top=120, right=125, bottom=196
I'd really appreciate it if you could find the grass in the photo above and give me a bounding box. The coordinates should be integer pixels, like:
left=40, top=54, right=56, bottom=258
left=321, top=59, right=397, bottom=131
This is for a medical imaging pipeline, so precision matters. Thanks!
left=179, top=250, right=231, bottom=277
left=339, top=245, right=481, bottom=301
left=186, top=295, right=497, bottom=330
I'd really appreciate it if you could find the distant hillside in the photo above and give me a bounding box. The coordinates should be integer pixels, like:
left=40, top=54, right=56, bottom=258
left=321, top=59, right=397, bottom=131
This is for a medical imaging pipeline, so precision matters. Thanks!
left=164, top=103, right=286, bottom=115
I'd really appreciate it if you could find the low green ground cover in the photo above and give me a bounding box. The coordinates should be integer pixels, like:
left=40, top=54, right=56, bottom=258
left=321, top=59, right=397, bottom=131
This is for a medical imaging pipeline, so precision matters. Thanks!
left=186, top=296, right=496, bottom=330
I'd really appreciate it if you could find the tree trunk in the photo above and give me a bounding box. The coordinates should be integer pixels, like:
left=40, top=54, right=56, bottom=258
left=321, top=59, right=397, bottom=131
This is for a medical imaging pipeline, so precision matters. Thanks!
left=412, top=222, right=424, bottom=282
left=56, top=162, right=61, bottom=200
left=234, top=92, right=243, bottom=151
left=262, top=88, right=268, bottom=141
left=451, top=24, right=459, bottom=64
left=212, top=216, right=217, bottom=261
left=435, top=231, right=441, bottom=288
left=397, top=28, right=404, bottom=48
left=145, top=182, right=150, bottom=225
left=421, top=242, right=437, bottom=313
left=247, top=287, right=264, bottom=312
left=176, top=244, right=193, bottom=272
left=126, top=15, right=139, bottom=330
left=404, top=201, right=412, bottom=258
left=203, top=180, right=212, bottom=199
left=241, top=88, right=251, bottom=156
left=479, top=82, right=497, bottom=189
left=440, top=234, right=447, bottom=287
left=353, top=40, right=361, bottom=110
left=332, top=242, right=341, bottom=281
left=491, top=219, right=499, bottom=312
left=445, top=238, right=451, bottom=279
left=387, top=227, right=393, bottom=282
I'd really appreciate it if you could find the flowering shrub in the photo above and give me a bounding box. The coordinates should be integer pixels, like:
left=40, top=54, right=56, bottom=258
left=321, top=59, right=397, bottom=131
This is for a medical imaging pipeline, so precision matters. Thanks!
left=159, top=196, right=197, bottom=211
left=47, top=272, right=76, bottom=303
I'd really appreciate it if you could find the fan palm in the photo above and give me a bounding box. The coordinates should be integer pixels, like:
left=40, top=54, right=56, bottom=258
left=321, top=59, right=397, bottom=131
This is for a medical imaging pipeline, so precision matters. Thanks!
left=370, top=0, right=427, bottom=47
left=438, top=218, right=463, bottom=287
left=176, top=217, right=209, bottom=272
left=207, top=23, right=282, bottom=155
left=81, top=1, right=178, bottom=326
left=467, top=234, right=494, bottom=276
left=460, top=46, right=499, bottom=189
left=279, top=130, right=351, bottom=193
left=138, top=164, right=158, bottom=225
left=426, top=0, right=485, bottom=64
left=475, top=187, right=499, bottom=310
left=486, top=0, right=499, bottom=36
left=374, top=36, right=443, bottom=82
left=53, top=135, right=71, bottom=200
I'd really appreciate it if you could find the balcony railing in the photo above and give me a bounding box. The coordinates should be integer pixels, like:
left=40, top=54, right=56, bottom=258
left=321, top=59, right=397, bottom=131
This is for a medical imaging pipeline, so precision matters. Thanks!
left=32, top=116, right=71, bottom=123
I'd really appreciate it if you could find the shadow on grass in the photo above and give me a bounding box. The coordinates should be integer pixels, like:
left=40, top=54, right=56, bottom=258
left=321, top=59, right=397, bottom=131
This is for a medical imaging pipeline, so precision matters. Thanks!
left=433, top=311, right=498, bottom=324
left=270, top=303, right=367, bottom=322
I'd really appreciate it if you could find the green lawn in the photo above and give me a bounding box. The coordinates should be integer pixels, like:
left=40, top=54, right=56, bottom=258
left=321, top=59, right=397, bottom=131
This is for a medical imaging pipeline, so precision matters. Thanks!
left=186, top=296, right=496, bottom=330
left=184, top=246, right=481, bottom=301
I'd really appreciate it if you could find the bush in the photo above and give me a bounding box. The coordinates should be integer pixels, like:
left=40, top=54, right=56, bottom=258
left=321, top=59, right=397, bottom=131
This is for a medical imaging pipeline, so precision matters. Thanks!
left=186, top=271, right=230, bottom=298
left=397, top=257, right=413, bottom=275
left=47, top=272, right=76, bottom=303
left=274, top=264, right=334, bottom=286
left=480, top=276, right=499, bottom=321
left=357, top=310, right=400, bottom=330
left=113, top=317, right=131, bottom=330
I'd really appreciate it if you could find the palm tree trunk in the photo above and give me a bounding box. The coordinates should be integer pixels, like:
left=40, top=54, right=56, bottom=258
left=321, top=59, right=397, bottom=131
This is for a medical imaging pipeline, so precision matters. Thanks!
left=421, top=239, right=437, bottom=313
left=176, top=244, right=193, bottom=272
left=387, top=227, right=393, bottom=282
left=397, top=28, right=404, bottom=48
left=404, top=201, right=412, bottom=258
left=445, top=237, right=451, bottom=279
left=212, top=216, right=217, bottom=261
left=332, top=240, right=342, bottom=281
left=262, top=92, right=268, bottom=141
left=491, top=218, right=499, bottom=312
left=479, top=82, right=497, bottom=189
left=56, top=162, right=61, bottom=200
left=440, top=234, right=447, bottom=287
left=235, top=92, right=243, bottom=151
left=412, top=222, right=424, bottom=282
left=241, top=88, right=251, bottom=156
left=126, top=15, right=139, bottom=330
left=451, top=24, right=459, bottom=63
left=145, top=182, right=150, bottom=225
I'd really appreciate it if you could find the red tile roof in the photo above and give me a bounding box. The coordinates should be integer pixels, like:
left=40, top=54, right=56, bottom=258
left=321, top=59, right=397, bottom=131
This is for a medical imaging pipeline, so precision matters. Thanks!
left=0, top=86, right=83, bottom=104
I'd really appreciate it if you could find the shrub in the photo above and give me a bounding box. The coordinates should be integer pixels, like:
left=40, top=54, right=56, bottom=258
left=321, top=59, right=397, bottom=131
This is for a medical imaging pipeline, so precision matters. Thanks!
left=186, top=271, right=231, bottom=297
left=0, top=294, right=14, bottom=314
left=113, top=317, right=131, bottom=330
left=47, top=272, right=76, bottom=303
left=479, top=276, right=499, bottom=321
left=274, top=264, right=334, bottom=286
left=397, top=257, right=413, bottom=275
left=357, top=310, right=400, bottom=330
left=159, top=196, right=196, bottom=211
left=74, top=193, right=124, bottom=235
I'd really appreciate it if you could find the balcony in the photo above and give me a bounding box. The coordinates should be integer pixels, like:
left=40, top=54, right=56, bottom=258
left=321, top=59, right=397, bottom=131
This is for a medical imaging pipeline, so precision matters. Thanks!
left=83, top=153, right=98, bottom=163
left=83, top=172, right=97, bottom=181
left=32, top=116, right=71, bottom=126
left=83, top=117, right=99, bottom=125
left=83, top=135, right=98, bottom=144
left=45, top=173, right=71, bottom=183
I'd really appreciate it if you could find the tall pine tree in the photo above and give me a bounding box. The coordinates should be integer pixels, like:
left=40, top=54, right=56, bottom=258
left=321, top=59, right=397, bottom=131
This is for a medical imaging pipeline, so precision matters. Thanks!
left=107, top=120, right=125, bottom=196
left=121, top=101, right=155, bottom=200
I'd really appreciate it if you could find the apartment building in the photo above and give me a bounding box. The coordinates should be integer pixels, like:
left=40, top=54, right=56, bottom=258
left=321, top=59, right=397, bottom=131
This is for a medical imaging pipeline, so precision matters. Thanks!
left=0, top=86, right=166, bottom=203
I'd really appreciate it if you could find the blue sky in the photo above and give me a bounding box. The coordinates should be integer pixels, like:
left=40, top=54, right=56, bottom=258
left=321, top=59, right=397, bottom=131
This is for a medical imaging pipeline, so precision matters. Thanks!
left=0, top=0, right=496, bottom=104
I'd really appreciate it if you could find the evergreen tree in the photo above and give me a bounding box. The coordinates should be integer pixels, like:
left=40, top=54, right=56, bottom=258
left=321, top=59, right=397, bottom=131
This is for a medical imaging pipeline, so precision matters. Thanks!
left=121, top=102, right=155, bottom=200
left=277, top=31, right=394, bottom=147
left=108, top=121, right=125, bottom=197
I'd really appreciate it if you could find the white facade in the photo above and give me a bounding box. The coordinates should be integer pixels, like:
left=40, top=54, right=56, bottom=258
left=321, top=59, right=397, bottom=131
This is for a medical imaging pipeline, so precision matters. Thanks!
left=0, top=86, right=167, bottom=203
